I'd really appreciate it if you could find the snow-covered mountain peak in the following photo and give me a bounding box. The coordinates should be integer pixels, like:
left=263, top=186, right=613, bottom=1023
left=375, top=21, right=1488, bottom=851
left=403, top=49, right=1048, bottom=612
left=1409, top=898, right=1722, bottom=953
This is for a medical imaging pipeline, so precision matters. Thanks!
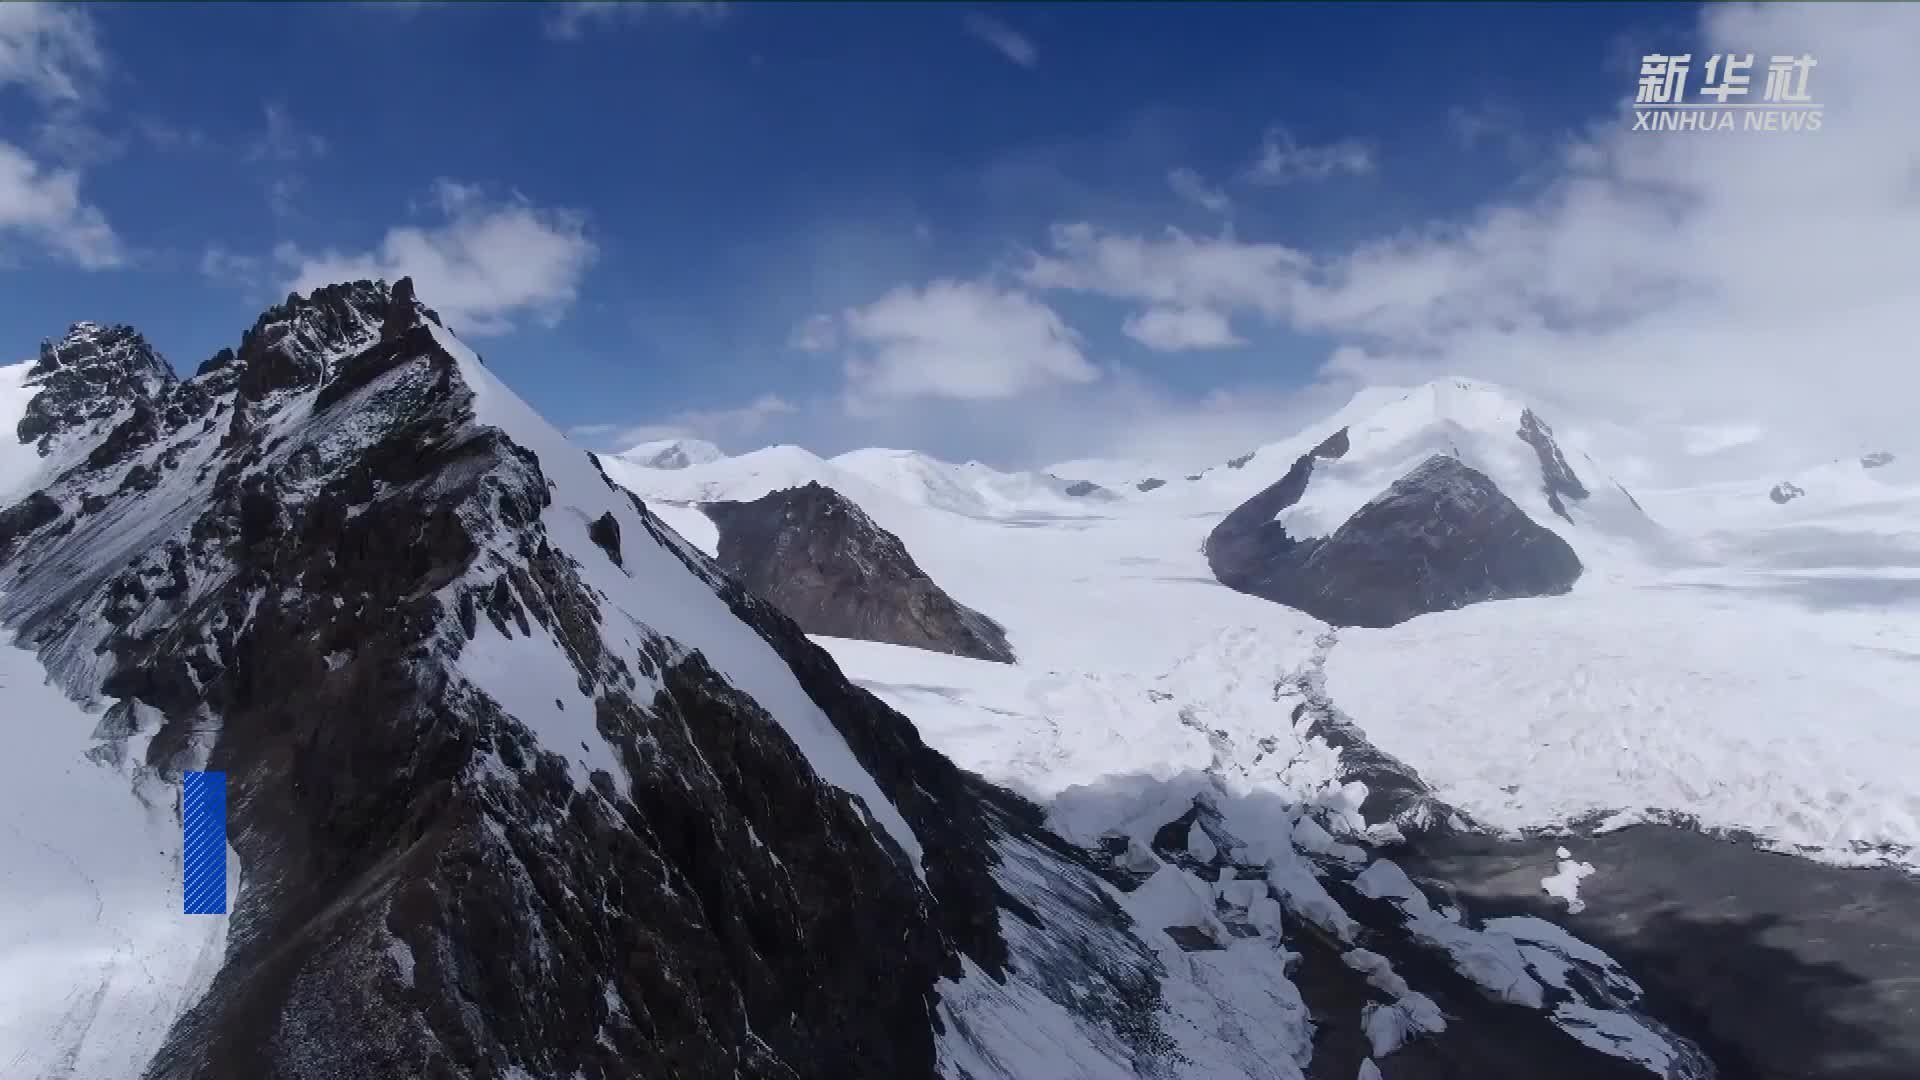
left=613, top=436, right=726, bottom=470
left=21, top=321, right=175, bottom=441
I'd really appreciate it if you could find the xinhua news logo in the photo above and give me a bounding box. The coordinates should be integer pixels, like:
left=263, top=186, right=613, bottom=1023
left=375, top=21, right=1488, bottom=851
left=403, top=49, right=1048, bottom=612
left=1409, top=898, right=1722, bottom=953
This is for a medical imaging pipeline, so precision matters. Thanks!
left=1633, top=53, right=1823, bottom=133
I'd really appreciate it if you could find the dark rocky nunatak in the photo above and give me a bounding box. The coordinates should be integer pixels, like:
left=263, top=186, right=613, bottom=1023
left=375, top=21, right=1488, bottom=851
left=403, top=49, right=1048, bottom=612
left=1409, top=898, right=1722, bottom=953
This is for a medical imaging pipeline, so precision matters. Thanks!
left=702, top=482, right=1015, bottom=663
left=1207, top=435, right=1582, bottom=628
left=1516, top=408, right=1590, bottom=523
left=1771, top=481, right=1807, bottom=504
left=1861, top=451, right=1895, bottom=470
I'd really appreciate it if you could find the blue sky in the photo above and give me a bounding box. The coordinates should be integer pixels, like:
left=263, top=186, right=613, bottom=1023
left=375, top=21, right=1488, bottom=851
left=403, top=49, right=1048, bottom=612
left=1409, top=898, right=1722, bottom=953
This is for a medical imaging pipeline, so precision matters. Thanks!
left=13, top=1, right=1912, bottom=473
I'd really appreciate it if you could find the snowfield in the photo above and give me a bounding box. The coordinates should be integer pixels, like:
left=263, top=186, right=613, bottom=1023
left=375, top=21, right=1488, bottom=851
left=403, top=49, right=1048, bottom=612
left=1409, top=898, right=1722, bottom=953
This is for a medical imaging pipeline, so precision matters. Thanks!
left=1324, top=579, right=1920, bottom=868
left=0, top=360, right=40, bottom=503
left=613, top=376, right=1920, bottom=879
left=0, top=634, right=238, bottom=1080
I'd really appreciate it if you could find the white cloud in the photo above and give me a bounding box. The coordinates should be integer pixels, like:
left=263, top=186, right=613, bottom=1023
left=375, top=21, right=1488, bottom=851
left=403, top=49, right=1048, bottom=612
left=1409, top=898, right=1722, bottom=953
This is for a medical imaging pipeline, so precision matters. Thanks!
left=33, top=108, right=122, bottom=166
left=570, top=392, right=796, bottom=451
left=789, top=312, right=838, bottom=352
left=0, top=5, right=122, bottom=268
left=0, top=139, right=122, bottom=268
left=1168, top=167, right=1230, bottom=214
left=545, top=1, right=729, bottom=41
left=246, top=102, right=327, bottom=163
left=0, top=2, right=104, bottom=104
left=276, top=182, right=597, bottom=336
left=1446, top=102, right=1524, bottom=151
left=805, top=279, right=1096, bottom=409
left=199, top=245, right=265, bottom=287
left=1244, top=126, right=1375, bottom=184
left=1020, top=4, right=1920, bottom=472
left=963, top=12, right=1037, bottom=68
left=1023, top=222, right=1307, bottom=318
left=133, top=118, right=209, bottom=151
left=1123, top=305, right=1244, bottom=351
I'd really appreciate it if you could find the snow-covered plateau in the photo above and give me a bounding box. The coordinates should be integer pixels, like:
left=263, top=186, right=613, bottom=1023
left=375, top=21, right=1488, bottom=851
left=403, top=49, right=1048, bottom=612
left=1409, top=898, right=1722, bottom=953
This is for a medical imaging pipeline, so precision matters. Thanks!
left=611, top=377, right=1920, bottom=875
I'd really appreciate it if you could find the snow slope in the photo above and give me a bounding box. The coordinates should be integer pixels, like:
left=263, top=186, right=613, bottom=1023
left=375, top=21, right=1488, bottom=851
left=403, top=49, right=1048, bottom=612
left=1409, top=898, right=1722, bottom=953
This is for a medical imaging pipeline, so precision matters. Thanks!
left=1324, top=577, right=1920, bottom=868
left=611, top=436, right=724, bottom=470
left=1188, top=378, right=1666, bottom=577
left=0, top=634, right=238, bottom=1080
left=1635, top=452, right=1920, bottom=573
left=432, top=322, right=927, bottom=868
left=600, top=444, right=1115, bottom=525
left=830, top=448, right=1106, bottom=519
left=0, top=360, right=38, bottom=504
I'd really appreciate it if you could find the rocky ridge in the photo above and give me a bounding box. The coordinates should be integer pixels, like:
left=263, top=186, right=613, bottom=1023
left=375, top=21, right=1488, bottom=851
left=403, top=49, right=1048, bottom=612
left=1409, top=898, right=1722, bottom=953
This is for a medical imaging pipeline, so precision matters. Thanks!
left=0, top=280, right=1167, bottom=1079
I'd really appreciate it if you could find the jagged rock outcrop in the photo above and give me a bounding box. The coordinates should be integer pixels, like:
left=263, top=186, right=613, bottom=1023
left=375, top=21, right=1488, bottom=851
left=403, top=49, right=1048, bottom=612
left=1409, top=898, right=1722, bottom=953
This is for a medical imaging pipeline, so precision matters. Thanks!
left=1207, top=431, right=1581, bottom=628
left=0, top=280, right=1172, bottom=1080
left=1770, top=481, right=1806, bottom=504
left=703, top=482, right=1015, bottom=663
left=1861, top=451, right=1895, bottom=469
left=1515, top=409, right=1589, bottom=524
left=16, top=322, right=175, bottom=454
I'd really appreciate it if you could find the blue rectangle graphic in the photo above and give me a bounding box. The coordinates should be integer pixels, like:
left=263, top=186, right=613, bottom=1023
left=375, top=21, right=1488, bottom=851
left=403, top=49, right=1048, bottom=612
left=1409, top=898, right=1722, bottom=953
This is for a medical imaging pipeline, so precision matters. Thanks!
left=182, top=771, right=227, bottom=915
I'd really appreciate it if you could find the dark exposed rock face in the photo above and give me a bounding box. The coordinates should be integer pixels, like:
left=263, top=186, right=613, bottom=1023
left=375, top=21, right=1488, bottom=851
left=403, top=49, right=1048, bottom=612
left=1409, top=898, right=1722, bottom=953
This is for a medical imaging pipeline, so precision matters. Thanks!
left=703, top=482, right=1015, bottom=663
left=0, top=490, right=62, bottom=562
left=17, top=322, right=176, bottom=453
left=1771, top=481, right=1807, bottom=504
left=1064, top=480, right=1104, bottom=497
left=1861, top=451, right=1895, bottom=469
left=1300, top=457, right=1583, bottom=628
left=3, top=281, right=1178, bottom=1080
left=1136, top=477, right=1166, bottom=492
left=1516, top=408, right=1589, bottom=524
left=1207, top=432, right=1582, bottom=628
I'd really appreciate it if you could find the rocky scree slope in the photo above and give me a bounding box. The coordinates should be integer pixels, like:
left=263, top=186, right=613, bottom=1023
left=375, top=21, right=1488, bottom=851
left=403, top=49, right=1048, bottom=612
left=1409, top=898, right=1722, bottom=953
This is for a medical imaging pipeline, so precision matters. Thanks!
left=0, top=280, right=1179, bottom=1080
left=702, top=481, right=1015, bottom=663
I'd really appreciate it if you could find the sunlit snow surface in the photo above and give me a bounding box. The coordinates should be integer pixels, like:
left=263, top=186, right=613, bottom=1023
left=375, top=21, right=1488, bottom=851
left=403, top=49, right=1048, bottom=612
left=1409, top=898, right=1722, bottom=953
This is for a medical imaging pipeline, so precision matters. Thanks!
left=1325, top=580, right=1920, bottom=868
left=0, top=635, right=238, bottom=1080
left=433, top=322, right=929, bottom=871
left=615, top=382, right=1920, bottom=872
left=0, top=360, right=46, bottom=503
left=608, top=378, right=1919, bottom=1073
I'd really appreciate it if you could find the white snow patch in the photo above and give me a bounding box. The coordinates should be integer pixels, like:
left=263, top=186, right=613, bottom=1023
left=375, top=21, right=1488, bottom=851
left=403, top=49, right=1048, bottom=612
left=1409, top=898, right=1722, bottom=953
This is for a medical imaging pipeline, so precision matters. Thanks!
left=1186, top=820, right=1217, bottom=863
left=1361, top=995, right=1446, bottom=1058
left=434, top=321, right=927, bottom=872
left=1326, top=584, right=1920, bottom=870
left=0, top=634, right=237, bottom=1080
left=1353, top=859, right=1545, bottom=1008
left=1542, top=847, right=1597, bottom=914
left=0, top=360, right=44, bottom=504
left=1552, top=1002, right=1678, bottom=1075
left=459, top=608, right=625, bottom=787
left=386, top=937, right=416, bottom=988
left=612, top=437, right=724, bottom=470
